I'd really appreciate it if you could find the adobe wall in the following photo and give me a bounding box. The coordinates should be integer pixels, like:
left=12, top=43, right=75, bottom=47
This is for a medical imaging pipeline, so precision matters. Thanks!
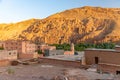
left=0, top=59, right=10, bottom=67
left=25, top=42, right=36, bottom=53
left=40, top=58, right=81, bottom=68
left=49, top=50, right=64, bottom=56
left=4, top=40, right=22, bottom=53
left=18, top=53, right=38, bottom=59
left=84, top=49, right=120, bottom=74
left=0, top=41, right=5, bottom=48
left=98, top=64, right=120, bottom=74
left=6, top=50, right=18, bottom=60
left=115, top=47, right=120, bottom=51
left=4, top=40, right=36, bottom=54
left=0, top=50, right=17, bottom=60
left=85, top=50, right=120, bottom=65
left=64, top=51, right=74, bottom=55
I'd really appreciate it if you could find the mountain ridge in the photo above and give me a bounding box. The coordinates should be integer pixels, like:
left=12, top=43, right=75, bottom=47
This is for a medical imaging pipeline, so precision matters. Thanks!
left=0, top=6, right=120, bottom=44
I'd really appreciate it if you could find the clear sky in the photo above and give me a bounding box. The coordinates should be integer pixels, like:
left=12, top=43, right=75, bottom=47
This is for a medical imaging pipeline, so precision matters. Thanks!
left=0, top=0, right=120, bottom=23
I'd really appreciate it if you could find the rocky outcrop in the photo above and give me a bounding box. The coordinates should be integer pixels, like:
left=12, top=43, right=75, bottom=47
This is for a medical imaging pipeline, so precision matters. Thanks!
left=0, top=6, right=120, bottom=44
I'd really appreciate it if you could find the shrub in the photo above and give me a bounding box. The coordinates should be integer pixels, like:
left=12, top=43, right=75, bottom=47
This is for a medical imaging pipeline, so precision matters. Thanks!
left=37, top=50, right=43, bottom=54
left=7, top=68, right=15, bottom=74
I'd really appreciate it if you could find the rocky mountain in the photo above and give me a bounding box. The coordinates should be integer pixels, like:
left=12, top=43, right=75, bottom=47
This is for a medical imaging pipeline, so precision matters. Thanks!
left=1, top=6, right=120, bottom=44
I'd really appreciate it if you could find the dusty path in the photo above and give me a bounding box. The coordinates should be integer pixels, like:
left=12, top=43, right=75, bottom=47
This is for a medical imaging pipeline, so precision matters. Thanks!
left=0, top=63, right=118, bottom=80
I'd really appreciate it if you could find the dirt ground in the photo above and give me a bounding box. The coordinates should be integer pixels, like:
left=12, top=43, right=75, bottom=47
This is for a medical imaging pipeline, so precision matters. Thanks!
left=0, top=63, right=119, bottom=80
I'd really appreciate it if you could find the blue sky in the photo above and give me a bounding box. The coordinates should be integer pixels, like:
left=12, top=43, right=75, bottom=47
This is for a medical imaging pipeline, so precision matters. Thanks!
left=0, top=0, right=120, bottom=23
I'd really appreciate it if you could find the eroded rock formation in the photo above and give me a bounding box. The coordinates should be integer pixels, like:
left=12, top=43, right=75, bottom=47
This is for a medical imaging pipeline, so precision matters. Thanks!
left=0, top=6, right=120, bottom=44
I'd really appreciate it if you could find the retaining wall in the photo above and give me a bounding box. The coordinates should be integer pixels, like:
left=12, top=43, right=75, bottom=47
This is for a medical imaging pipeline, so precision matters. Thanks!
left=40, top=58, right=81, bottom=68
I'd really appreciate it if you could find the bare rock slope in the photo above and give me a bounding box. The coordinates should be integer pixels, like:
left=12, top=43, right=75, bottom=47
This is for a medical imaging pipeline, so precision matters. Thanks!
left=1, top=6, right=120, bottom=44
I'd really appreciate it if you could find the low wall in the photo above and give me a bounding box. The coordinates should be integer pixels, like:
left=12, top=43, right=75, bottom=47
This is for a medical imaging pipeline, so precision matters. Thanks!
left=0, top=59, right=10, bottom=67
left=49, top=50, right=64, bottom=56
left=0, top=50, right=17, bottom=60
left=18, top=53, right=39, bottom=59
left=98, top=64, right=120, bottom=74
left=115, top=47, right=120, bottom=51
left=40, top=58, right=81, bottom=68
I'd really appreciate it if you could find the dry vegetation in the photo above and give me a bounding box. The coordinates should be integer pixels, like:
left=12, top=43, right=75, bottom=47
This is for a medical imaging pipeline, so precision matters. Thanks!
left=1, top=6, right=120, bottom=44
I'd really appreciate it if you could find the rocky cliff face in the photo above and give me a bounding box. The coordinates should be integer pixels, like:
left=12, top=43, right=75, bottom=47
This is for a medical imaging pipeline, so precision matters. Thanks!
left=1, top=6, right=120, bottom=44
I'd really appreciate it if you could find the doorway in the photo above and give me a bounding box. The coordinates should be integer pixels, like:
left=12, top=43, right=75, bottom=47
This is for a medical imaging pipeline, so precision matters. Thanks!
left=116, top=71, right=120, bottom=75
left=95, top=57, right=99, bottom=64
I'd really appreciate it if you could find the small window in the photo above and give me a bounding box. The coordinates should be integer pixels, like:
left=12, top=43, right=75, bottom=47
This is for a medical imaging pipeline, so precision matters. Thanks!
left=9, top=52, right=11, bottom=55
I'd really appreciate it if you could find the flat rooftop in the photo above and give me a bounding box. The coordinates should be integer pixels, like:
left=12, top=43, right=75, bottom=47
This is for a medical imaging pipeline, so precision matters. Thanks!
left=115, top=45, right=120, bottom=48
left=45, top=54, right=84, bottom=61
left=85, top=48, right=116, bottom=52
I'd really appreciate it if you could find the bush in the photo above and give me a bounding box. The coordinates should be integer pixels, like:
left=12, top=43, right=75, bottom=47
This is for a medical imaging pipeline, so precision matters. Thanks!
left=0, top=47, right=4, bottom=50
left=11, top=61, right=19, bottom=66
left=7, top=68, right=15, bottom=74
left=50, top=42, right=115, bottom=51
left=37, top=50, right=43, bottom=54
left=51, top=43, right=70, bottom=51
